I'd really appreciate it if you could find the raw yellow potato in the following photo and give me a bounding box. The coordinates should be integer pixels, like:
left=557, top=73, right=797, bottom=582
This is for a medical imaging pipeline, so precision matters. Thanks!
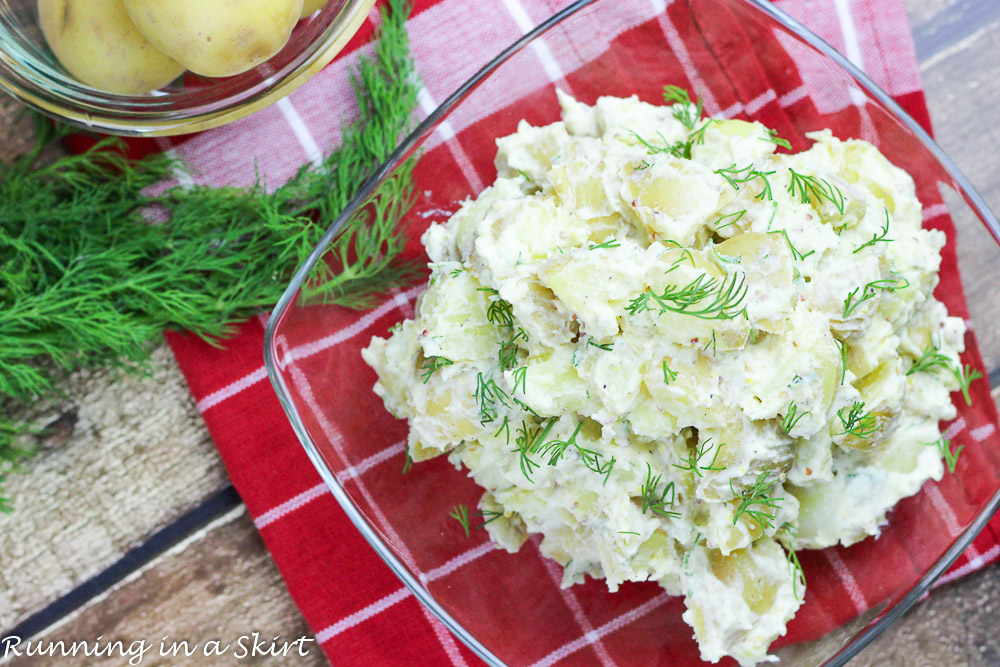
left=37, top=0, right=184, bottom=95
left=300, top=0, right=327, bottom=18
left=122, top=0, right=304, bottom=77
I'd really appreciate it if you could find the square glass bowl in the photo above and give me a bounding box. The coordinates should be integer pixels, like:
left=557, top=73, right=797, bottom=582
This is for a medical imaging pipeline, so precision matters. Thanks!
left=265, top=0, right=1000, bottom=664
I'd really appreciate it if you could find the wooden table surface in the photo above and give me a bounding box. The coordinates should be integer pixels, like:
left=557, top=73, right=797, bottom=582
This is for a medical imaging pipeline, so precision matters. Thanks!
left=2, top=1, right=1000, bottom=665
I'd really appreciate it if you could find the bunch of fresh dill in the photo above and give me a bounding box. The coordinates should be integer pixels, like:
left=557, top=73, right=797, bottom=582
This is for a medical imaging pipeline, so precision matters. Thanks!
left=0, top=0, right=420, bottom=511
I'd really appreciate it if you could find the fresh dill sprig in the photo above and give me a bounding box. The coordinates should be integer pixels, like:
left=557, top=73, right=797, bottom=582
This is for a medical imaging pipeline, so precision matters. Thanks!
left=627, top=128, right=676, bottom=156
left=402, top=448, right=413, bottom=474
left=588, top=339, right=614, bottom=351
left=534, top=421, right=583, bottom=466
left=627, top=272, right=747, bottom=320
left=448, top=503, right=471, bottom=537
left=837, top=401, right=880, bottom=439
left=639, top=463, right=681, bottom=518
left=0, top=0, right=419, bottom=512
left=924, top=438, right=963, bottom=474
left=474, top=372, right=512, bottom=425
left=732, top=470, right=783, bottom=531
left=835, top=339, right=847, bottom=385
left=512, top=366, right=527, bottom=394
left=781, top=401, right=811, bottom=435
left=767, top=229, right=814, bottom=261
left=663, top=85, right=703, bottom=130
left=777, top=525, right=806, bottom=601
left=479, top=288, right=515, bottom=328
left=842, top=275, right=909, bottom=317
left=907, top=343, right=953, bottom=376
left=475, top=509, right=504, bottom=529
left=673, top=439, right=726, bottom=478
left=662, top=361, right=678, bottom=385
left=494, top=416, right=511, bottom=448
left=761, top=128, right=792, bottom=150
left=787, top=168, right=846, bottom=214
left=702, top=331, right=717, bottom=355
left=498, top=328, right=528, bottom=371
left=514, top=168, right=534, bottom=182
left=853, top=209, right=893, bottom=254
left=952, top=364, right=983, bottom=406
left=420, top=356, right=453, bottom=383
left=905, top=344, right=982, bottom=405
left=715, top=164, right=775, bottom=195
left=589, top=238, right=621, bottom=250
left=712, top=210, right=746, bottom=231
left=514, top=417, right=557, bottom=481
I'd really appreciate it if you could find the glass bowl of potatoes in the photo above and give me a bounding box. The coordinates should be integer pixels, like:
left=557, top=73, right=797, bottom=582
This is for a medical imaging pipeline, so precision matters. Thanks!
left=264, top=0, right=1000, bottom=665
left=0, top=0, right=375, bottom=135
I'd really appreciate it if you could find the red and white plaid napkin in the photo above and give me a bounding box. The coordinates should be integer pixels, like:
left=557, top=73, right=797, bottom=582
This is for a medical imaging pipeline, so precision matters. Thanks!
left=150, top=0, right=1000, bottom=664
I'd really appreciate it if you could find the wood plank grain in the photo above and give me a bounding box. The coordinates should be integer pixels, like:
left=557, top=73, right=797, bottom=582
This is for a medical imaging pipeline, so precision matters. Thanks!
left=0, top=343, right=231, bottom=631
left=5, top=508, right=324, bottom=667
left=909, top=0, right=1000, bottom=61
left=919, top=16, right=1000, bottom=375
left=854, top=559, right=1000, bottom=666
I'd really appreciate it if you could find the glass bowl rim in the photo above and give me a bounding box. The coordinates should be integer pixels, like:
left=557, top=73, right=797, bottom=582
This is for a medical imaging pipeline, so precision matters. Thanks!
left=263, top=1, right=1000, bottom=664
left=0, top=0, right=376, bottom=136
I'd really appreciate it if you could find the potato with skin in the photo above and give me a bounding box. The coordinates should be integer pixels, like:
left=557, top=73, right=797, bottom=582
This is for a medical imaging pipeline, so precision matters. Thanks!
left=37, top=0, right=184, bottom=95
left=122, top=0, right=304, bottom=78
left=300, top=0, right=327, bottom=18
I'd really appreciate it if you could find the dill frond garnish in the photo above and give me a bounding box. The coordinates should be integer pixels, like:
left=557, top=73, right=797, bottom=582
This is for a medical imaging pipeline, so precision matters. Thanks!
left=420, top=356, right=453, bottom=383
left=448, top=504, right=471, bottom=537
left=478, top=287, right=516, bottom=328
left=761, top=128, right=792, bottom=150
left=514, top=417, right=557, bottom=481
left=673, top=439, right=726, bottom=478
left=853, top=209, right=893, bottom=254
left=662, top=361, right=678, bottom=385
left=835, top=339, right=847, bottom=385
left=475, top=372, right=512, bottom=425
left=663, top=85, right=703, bottom=130
left=534, top=421, right=583, bottom=466
left=781, top=402, right=810, bottom=435
left=842, top=274, right=909, bottom=317
left=952, top=364, right=983, bottom=406
left=777, top=524, right=806, bottom=601
left=639, top=463, right=681, bottom=518
left=732, top=471, right=783, bottom=531
left=905, top=344, right=982, bottom=405
left=498, top=328, right=528, bottom=371
left=925, top=438, right=963, bottom=474
left=626, top=272, right=747, bottom=320
left=787, top=168, right=846, bottom=214
left=767, top=229, right=814, bottom=261
left=475, top=509, right=504, bottom=529
left=836, top=401, right=880, bottom=439
left=589, top=238, right=620, bottom=250
left=907, top=343, right=952, bottom=376
left=588, top=339, right=614, bottom=351
left=494, top=416, right=511, bottom=448
left=712, top=210, right=746, bottom=231
left=511, top=366, right=527, bottom=394
left=0, top=0, right=419, bottom=511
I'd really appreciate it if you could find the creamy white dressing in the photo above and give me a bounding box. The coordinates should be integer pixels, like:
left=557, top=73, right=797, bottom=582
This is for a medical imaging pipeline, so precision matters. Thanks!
left=362, top=92, right=966, bottom=665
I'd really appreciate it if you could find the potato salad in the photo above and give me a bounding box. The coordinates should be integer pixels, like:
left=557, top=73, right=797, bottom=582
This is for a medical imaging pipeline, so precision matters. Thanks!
left=362, top=89, right=970, bottom=665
